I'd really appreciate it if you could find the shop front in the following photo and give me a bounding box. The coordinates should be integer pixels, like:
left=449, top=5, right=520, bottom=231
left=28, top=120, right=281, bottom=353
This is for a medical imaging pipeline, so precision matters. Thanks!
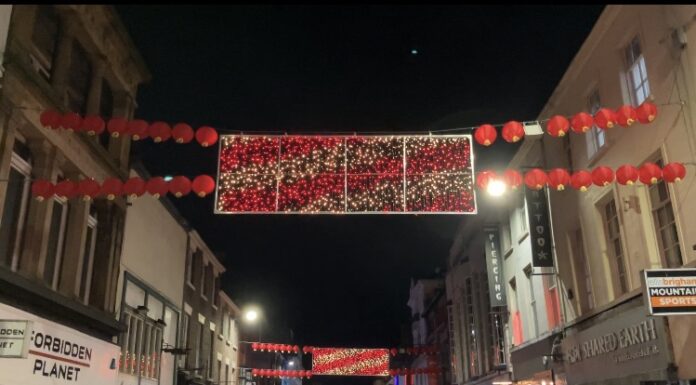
left=0, top=302, right=120, bottom=385
left=510, top=332, right=564, bottom=385
left=560, top=297, right=676, bottom=385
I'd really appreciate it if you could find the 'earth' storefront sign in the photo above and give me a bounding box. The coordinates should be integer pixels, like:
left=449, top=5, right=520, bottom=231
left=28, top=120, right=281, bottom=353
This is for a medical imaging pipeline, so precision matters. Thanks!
left=0, top=302, right=119, bottom=385
left=561, top=304, right=671, bottom=384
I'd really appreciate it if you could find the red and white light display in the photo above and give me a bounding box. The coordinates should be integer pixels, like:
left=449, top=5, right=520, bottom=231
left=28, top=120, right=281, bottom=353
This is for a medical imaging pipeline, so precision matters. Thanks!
left=311, top=348, right=389, bottom=376
left=216, top=135, right=475, bottom=214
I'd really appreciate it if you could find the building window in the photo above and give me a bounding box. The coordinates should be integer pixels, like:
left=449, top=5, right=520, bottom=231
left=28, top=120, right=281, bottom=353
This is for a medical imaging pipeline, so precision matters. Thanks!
left=625, top=36, right=650, bottom=105
left=201, top=262, right=208, bottom=300
left=225, top=364, right=230, bottom=385
left=464, top=277, right=478, bottom=377
left=586, top=89, right=606, bottom=159
left=489, top=312, right=505, bottom=367
left=180, top=313, right=190, bottom=368
left=649, top=159, right=683, bottom=267
left=31, top=5, right=59, bottom=80
left=185, top=249, right=194, bottom=286
left=544, top=274, right=561, bottom=330
left=523, top=264, right=539, bottom=338
left=0, top=142, right=32, bottom=271
left=212, top=274, right=218, bottom=306
left=570, top=228, right=594, bottom=312
left=209, top=330, right=215, bottom=378
left=509, top=277, right=523, bottom=346
left=197, top=320, right=205, bottom=371
left=119, top=306, right=164, bottom=379
left=67, top=42, right=92, bottom=114
left=78, top=207, right=97, bottom=304
left=98, top=80, right=113, bottom=150
left=43, top=196, right=69, bottom=289
left=602, top=198, right=628, bottom=295
left=217, top=359, right=222, bottom=385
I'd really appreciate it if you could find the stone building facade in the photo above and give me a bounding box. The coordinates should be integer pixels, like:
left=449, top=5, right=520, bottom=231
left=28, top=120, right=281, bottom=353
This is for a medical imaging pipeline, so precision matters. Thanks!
left=0, top=5, right=149, bottom=385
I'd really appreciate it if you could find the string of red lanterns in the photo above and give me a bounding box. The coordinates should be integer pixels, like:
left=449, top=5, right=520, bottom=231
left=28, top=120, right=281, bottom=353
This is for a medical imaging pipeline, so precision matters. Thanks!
left=476, top=162, right=686, bottom=192
left=251, top=369, right=313, bottom=379
left=39, top=110, right=219, bottom=147
left=388, top=367, right=442, bottom=376
left=389, top=346, right=439, bottom=356
left=251, top=343, right=302, bottom=354
left=473, top=102, right=658, bottom=147
left=31, top=175, right=216, bottom=202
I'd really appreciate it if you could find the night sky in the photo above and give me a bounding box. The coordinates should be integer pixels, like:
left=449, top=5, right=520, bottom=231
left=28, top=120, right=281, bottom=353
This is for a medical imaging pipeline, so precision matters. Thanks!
left=115, top=5, right=604, bottom=352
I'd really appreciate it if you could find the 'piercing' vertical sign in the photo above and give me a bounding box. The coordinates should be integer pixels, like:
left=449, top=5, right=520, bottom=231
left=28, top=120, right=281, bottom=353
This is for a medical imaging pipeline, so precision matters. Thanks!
left=484, top=227, right=506, bottom=307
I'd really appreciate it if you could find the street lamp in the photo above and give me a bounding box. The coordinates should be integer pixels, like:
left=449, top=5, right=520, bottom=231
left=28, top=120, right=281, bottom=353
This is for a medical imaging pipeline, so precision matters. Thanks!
left=245, top=309, right=259, bottom=323
left=486, top=178, right=507, bottom=197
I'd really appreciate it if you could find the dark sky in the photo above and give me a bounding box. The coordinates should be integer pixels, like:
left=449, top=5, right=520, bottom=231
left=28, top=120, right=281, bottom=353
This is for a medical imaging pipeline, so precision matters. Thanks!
left=116, top=4, right=603, bottom=353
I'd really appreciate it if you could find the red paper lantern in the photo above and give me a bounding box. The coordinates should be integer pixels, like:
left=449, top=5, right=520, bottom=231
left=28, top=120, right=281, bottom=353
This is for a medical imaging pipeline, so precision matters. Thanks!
left=127, top=119, right=149, bottom=140
left=390, top=348, right=398, bottom=356
left=591, top=166, right=615, bottom=187
left=172, top=123, right=194, bottom=144
left=196, top=126, right=218, bottom=147
left=60, top=112, right=82, bottom=131
left=570, top=171, right=592, bottom=191
left=636, top=102, right=658, bottom=124
left=107, top=117, right=129, bottom=138
left=32, top=180, right=54, bottom=201
left=302, top=346, right=311, bottom=354
left=524, top=168, right=548, bottom=190
left=476, top=170, right=497, bottom=190
left=570, top=112, right=594, bottom=133
left=503, top=169, right=522, bottom=190
left=639, top=162, right=662, bottom=185
left=615, top=165, right=639, bottom=185
left=306, top=371, right=312, bottom=379
left=293, top=345, right=300, bottom=353
left=100, top=178, right=123, bottom=200
left=123, top=177, right=147, bottom=198
left=54, top=180, right=78, bottom=199
left=662, top=162, right=686, bottom=183
left=546, top=115, right=570, bottom=137
left=474, top=124, right=497, bottom=146
left=40, top=110, right=62, bottom=129
left=148, top=121, right=172, bottom=143
left=78, top=179, right=101, bottom=201
left=251, top=342, right=259, bottom=351
left=252, top=369, right=259, bottom=376
left=547, top=168, right=571, bottom=191
left=502, top=120, right=525, bottom=143
left=594, top=108, right=617, bottom=130
left=615, top=105, right=637, bottom=127
left=146, top=177, right=169, bottom=198
left=81, top=115, right=105, bottom=136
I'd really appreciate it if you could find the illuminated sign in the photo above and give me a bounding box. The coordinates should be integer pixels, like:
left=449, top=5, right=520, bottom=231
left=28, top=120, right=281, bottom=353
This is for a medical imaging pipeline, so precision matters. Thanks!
left=643, top=268, right=696, bottom=315
left=311, top=348, right=389, bottom=376
left=215, top=135, right=475, bottom=214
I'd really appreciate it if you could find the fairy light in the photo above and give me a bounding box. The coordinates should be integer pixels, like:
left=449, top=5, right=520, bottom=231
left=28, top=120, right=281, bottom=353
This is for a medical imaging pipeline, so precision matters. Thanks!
left=216, top=135, right=475, bottom=213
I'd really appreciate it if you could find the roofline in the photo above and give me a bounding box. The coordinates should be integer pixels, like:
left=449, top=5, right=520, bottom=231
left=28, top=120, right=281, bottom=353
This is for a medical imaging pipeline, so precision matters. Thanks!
left=189, top=229, right=226, bottom=273
left=537, top=5, right=616, bottom=119
left=106, top=5, right=152, bottom=83
left=219, top=291, right=241, bottom=314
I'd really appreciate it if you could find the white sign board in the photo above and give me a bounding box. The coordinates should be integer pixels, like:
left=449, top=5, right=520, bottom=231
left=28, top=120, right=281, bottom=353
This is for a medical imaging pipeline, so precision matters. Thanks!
left=643, top=268, right=696, bottom=315
left=0, top=302, right=119, bottom=385
left=0, top=319, right=30, bottom=357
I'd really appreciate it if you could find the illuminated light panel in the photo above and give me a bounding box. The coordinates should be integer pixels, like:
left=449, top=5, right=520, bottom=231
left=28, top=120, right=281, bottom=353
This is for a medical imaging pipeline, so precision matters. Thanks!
left=215, top=135, right=476, bottom=214
left=311, top=348, right=389, bottom=376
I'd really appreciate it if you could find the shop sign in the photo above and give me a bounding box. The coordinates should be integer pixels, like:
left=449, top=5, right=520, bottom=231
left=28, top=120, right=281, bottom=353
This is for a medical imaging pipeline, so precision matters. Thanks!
left=0, top=319, right=30, bottom=357
left=524, top=187, right=553, bottom=267
left=643, top=268, right=696, bottom=315
left=561, top=306, right=670, bottom=384
left=0, top=303, right=119, bottom=385
left=484, top=227, right=506, bottom=307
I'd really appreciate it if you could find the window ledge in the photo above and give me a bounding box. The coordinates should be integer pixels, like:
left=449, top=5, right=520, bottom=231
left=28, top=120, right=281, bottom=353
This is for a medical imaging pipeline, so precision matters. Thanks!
left=503, top=247, right=514, bottom=259
left=226, top=340, right=231, bottom=347
left=201, top=295, right=208, bottom=302
left=218, top=334, right=224, bottom=341
left=517, top=231, right=529, bottom=244
left=186, top=282, right=195, bottom=290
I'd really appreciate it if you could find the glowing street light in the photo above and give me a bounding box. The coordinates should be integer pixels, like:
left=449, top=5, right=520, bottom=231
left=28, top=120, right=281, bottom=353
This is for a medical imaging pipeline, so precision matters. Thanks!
left=486, top=178, right=507, bottom=197
left=244, top=309, right=259, bottom=323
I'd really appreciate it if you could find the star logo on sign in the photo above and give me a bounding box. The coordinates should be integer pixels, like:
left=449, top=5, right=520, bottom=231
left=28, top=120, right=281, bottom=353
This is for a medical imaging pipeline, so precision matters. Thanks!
left=537, top=250, right=549, bottom=260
